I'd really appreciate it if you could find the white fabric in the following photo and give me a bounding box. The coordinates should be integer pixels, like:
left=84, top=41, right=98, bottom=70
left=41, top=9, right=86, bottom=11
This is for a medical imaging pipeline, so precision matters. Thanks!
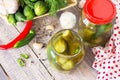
left=92, top=0, right=120, bottom=80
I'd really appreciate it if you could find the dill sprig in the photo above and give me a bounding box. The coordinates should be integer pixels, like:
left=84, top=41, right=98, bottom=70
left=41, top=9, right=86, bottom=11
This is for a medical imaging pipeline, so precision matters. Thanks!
left=45, top=0, right=68, bottom=15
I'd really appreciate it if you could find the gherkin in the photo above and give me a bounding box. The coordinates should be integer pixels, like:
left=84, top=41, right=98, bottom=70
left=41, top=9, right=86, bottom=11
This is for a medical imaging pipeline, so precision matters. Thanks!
left=15, top=11, right=26, bottom=22
left=34, top=1, right=48, bottom=16
left=54, top=37, right=67, bottom=53
left=24, top=6, right=35, bottom=20
left=8, top=14, right=17, bottom=26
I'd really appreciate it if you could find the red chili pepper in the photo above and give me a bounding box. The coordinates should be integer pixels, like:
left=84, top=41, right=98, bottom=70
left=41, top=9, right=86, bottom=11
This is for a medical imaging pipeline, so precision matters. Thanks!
left=0, top=20, right=33, bottom=50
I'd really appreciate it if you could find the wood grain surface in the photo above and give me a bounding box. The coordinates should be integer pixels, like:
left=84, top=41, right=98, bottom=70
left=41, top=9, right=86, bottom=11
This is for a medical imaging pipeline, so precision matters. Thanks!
left=0, top=0, right=97, bottom=80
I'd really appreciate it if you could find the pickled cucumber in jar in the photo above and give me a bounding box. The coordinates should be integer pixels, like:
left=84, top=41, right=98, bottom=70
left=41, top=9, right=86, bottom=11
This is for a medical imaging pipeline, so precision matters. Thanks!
left=47, top=29, right=85, bottom=72
left=78, top=0, right=116, bottom=47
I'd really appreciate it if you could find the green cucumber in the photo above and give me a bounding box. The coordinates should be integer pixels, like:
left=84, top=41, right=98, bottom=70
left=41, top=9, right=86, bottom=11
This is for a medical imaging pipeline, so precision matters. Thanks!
left=20, top=53, right=29, bottom=59
left=34, top=1, right=48, bottom=16
left=19, top=0, right=25, bottom=8
left=30, top=0, right=37, bottom=2
left=14, top=30, right=36, bottom=48
left=93, top=23, right=112, bottom=38
left=54, top=37, right=67, bottom=53
left=56, top=57, right=68, bottom=65
left=15, top=11, right=26, bottom=22
left=62, top=30, right=74, bottom=43
left=61, top=60, right=74, bottom=70
left=8, top=14, right=17, bottom=26
left=17, top=58, right=25, bottom=67
left=23, top=6, right=35, bottom=20
left=24, top=0, right=35, bottom=9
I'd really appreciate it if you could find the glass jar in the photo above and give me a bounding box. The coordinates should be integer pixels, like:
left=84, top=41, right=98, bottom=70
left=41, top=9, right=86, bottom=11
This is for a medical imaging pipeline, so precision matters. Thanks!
left=47, top=29, right=85, bottom=72
left=78, top=0, right=116, bottom=47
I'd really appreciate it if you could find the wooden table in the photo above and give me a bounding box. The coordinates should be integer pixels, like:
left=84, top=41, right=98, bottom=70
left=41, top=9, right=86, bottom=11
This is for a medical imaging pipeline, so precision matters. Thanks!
left=0, top=2, right=97, bottom=80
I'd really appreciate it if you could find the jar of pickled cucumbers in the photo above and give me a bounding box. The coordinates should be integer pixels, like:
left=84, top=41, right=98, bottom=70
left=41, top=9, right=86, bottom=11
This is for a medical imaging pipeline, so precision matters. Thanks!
left=47, top=29, right=85, bottom=72
left=78, top=0, right=116, bottom=47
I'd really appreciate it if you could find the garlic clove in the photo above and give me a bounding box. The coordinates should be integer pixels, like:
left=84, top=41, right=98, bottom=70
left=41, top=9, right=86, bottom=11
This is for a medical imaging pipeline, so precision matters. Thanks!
left=46, top=25, right=55, bottom=31
left=33, top=42, right=43, bottom=49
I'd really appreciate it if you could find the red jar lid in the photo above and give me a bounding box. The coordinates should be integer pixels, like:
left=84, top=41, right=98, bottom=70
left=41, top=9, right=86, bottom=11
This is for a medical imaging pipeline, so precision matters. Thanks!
left=84, top=0, right=116, bottom=24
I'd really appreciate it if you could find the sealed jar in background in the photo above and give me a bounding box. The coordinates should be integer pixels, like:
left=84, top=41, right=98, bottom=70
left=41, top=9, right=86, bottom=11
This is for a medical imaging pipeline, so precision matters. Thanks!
left=78, top=0, right=116, bottom=47
left=47, top=29, right=85, bottom=72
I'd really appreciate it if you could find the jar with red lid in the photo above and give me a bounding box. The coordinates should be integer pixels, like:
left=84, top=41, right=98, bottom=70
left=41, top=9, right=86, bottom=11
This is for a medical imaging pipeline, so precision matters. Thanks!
left=78, top=0, right=116, bottom=47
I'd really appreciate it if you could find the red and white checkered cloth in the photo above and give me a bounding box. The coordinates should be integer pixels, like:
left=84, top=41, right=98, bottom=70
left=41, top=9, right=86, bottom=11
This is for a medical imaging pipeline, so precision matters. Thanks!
left=92, top=0, right=120, bottom=80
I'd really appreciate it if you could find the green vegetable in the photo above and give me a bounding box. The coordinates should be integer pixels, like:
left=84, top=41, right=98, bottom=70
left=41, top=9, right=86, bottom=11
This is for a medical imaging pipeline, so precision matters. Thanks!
left=24, top=6, right=35, bottom=20
left=70, top=44, right=80, bottom=55
left=61, top=60, right=74, bottom=70
left=74, top=51, right=85, bottom=63
left=45, top=0, right=68, bottom=15
left=34, top=1, right=48, bottom=16
left=91, top=37, right=102, bottom=44
left=24, top=0, right=35, bottom=9
left=46, top=29, right=85, bottom=71
left=8, top=14, right=17, bottom=26
left=62, top=30, right=74, bottom=42
left=57, top=0, right=68, bottom=8
left=20, top=53, right=29, bottom=59
left=14, top=30, right=36, bottom=48
left=47, top=43, right=53, bottom=60
left=83, top=28, right=95, bottom=41
left=56, top=57, right=68, bottom=64
left=74, top=48, right=80, bottom=54
left=54, top=37, right=67, bottom=53
left=15, top=11, right=26, bottom=22
left=30, top=0, right=37, bottom=2
left=19, top=0, right=25, bottom=8
left=94, top=23, right=112, bottom=38
left=17, top=58, right=25, bottom=67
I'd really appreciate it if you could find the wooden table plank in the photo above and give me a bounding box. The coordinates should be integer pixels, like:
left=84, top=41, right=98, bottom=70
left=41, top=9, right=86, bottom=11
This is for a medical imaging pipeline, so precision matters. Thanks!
left=0, top=64, right=10, bottom=80
left=0, top=0, right=97, bottom=80
left=0, top=18, right=52, bottom=80
left=15, top=6, right=97, bottom=80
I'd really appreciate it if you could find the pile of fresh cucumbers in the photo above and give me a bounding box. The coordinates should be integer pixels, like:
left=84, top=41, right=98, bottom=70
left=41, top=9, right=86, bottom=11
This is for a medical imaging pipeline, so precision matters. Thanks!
left=8, top=0, right=68, bottom=26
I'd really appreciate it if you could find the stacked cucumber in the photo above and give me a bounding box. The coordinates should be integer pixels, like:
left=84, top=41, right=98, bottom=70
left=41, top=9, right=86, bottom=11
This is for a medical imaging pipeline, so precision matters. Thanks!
left=7, top=0, right=68, bottom=26
left=82, top=23, right=113, bottom=47
left=47, top=30, right=85, bottom=71
left=54, top=30, right=81, bottom=55
left=7, top=0, right=48, bottom=26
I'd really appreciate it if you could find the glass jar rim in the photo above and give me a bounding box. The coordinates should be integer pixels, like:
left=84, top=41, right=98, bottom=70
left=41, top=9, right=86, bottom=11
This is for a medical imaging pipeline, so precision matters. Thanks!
left=51, top=29, right=84, bottom=58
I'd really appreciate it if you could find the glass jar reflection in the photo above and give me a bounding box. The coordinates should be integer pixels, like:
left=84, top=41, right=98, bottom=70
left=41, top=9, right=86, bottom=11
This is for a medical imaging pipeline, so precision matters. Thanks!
left=47, top=29, right=85, bottom=72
